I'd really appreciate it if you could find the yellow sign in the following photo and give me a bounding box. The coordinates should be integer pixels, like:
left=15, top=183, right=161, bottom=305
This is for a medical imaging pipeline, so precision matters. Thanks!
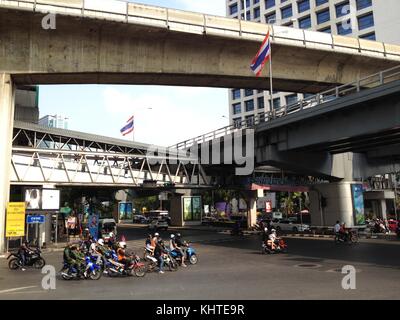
left=6, top=202, right=26, bottom=237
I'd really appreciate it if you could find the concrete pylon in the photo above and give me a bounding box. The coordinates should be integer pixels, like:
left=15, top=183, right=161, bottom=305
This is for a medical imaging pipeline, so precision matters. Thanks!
left=0, top=74, right=15, bottom=253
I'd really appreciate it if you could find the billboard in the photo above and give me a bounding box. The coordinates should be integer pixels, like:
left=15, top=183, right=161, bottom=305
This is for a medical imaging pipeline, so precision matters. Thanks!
left=118, top=202, right=133, bottom=221
left=351, top=184, right=365, bottom=225
left=42, top=189, right=60, bottom=210
left=6, top=202, right=26, bottom=237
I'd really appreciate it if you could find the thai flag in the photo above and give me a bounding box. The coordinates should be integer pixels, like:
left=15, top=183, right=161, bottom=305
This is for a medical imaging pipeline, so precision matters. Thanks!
left=250, top=31, right=271, bottom=77
left=120, top=116, right=134, bottom=136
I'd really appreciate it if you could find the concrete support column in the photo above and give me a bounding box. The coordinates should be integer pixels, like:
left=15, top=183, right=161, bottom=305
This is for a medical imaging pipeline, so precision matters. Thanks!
left=380, top=200, right=387, bottom=220
left=248, top=197, right=257, bottom=230
left=310, top=182, right=360, bottom=227
left=170, top=194, right=184, bottom=227
left=0, top=74, right=15, bottom=253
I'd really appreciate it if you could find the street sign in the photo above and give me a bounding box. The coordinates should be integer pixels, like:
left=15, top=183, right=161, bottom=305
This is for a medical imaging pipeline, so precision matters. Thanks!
left=6, top=202, right=26, bottom=237
left=27, top=215, right=45, bottom=224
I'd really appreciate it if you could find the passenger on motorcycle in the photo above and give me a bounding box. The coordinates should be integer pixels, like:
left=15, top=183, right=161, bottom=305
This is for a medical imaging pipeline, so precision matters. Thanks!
left=89, top=239, right=103, bottom=264
left=145, top=234, right=155, bottom=253
left=334, top=221, right=341, bottom=239
left=175, top=233, right=188, bottom=260
left=169, top=234, right=187, bottom=267
left=339, top=223, right=350, bottom=242
left=116, top=242, right=132, bottom=271
left=18, top=240, right=34, bottom=270
left=154, top=238, right=167, bottom=274
left=267, top=229, right=279, bottom=250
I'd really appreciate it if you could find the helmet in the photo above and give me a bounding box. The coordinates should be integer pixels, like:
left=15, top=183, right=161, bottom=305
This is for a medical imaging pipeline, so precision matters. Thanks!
left=264, top=227, right=268, bottom=232
left=170, top=234, right=175, bottom=239
left=109, top=232, right=114, bottom=238
left=176, top=233, right=181, bottom=238
left=97, top=239, right=104, bottom=246
left=154, top=232, right=160, bottom=237
left=119, top=241, right=127, bottom=249
left=271, top=229, right=276, bottom=233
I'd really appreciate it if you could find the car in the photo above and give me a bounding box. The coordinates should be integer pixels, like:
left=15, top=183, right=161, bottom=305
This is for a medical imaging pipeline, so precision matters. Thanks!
left=271, top=219, right=310, bottom=233
left=148, top=217, right=168, bottom=231
left=133, top=215, right=148, bottom=224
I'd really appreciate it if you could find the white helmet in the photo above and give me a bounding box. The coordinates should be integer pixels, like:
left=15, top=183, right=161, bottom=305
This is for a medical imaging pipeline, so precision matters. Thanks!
left=119, top=241, right=127, bottom=248
left=264, top=227, right=268, bottom=232
left=97, top=239, right=104, bottom=246
left=170, top=234, right=175, bottom=239
left=154, top=233, right=160, bottom=237
left=271, top=229, right=276, bottom=233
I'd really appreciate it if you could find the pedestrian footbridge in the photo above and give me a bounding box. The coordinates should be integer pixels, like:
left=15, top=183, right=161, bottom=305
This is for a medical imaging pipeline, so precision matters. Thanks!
left=11, top=121, right=209, bottom=187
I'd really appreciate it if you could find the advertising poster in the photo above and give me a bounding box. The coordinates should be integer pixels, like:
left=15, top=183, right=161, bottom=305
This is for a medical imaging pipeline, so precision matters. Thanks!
left=6, top=202, right=26, bottom=237
left=88, top=213, right=99, bottom=238
left=119, top=202, right=133, bottom=221
left=183, top=196, right=202, bottom=221
left=351, top=184, right=365, bottom=225
left=25, top=188, right=41, bottom=210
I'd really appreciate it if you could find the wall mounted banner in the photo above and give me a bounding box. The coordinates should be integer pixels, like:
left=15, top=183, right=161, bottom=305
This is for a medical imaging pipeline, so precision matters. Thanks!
left=351, top=184, right=365, bottom=225
left=88, top=213, right=99, bottom=238
left=6, top=202, right=26, bottom=237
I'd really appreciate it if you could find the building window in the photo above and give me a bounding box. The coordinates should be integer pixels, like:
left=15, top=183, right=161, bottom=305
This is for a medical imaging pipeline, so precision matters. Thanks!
left=281, top=5, right=292, bottom=19
left=360, top=32, right=376, bottom=40
left=286, top=94, right=298, bottom=105
left=297, top=0, right=310, bottom=13
left=257, top=97, right=265, bottom=109
left=245, top=99, right=255, bottom=112
left=273, top=97, right=281, bottom=110
left=245, top=115, right=255, bottom=126
left=233, top=103, right=241, bottom=115
left=229, top=3, right=238, bottom=15
left=232, top=89, right=241, bottom=100
left=319, top=26, right=331, bottom=33
left=317, top=9, right=330, bottom=24
left=356, top=0, right=372, bottom=11
left=245, top=89, right=254, bottom=96
left=254, top=7, right=260, bottom=19
left=336, top=1, right=350, bottom=18
left=299, top=16, right=311, bottom=29
left=265, top=0, right=275, bottom=9
left=233, top=117, right=242, bottom=128
left=265, top=12, right=276, bottom=23
left=315, top=0, right=328, bottom=6
left=358, top=13, right=374, bottom=30
left=337, top=20, right=352, bottom=35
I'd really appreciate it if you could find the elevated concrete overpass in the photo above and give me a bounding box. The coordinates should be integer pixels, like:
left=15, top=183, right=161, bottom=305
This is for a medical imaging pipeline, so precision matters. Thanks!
left=1, top=0, right=400, bottom=92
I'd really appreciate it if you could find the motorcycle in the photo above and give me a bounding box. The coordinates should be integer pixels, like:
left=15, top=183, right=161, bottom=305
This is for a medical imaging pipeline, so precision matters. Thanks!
left=102, top=250, right=146, bottom=277
left=162, top=251, right=179, bottom=271
left=168, top=244, right=198, bottom=265
left=334, top=231, right=358, bottom=245
left=143, top=247, right=178, bottom=272
left=8, top=248, right=46, bottom=270
left=396, top=223, right=400, bottom=239
left=262, top=238, right=288, bottom=254
left=60, top=254, right=102, bottom=280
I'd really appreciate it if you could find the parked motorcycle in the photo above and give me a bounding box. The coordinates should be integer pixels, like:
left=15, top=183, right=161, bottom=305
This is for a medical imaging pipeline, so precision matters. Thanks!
left=262, top=239, right=288, bottom=254
left=8, top=248, right=46, bottom=270
left=168, top=243, right=198, bottom=265
left=60, top=254, right=102, bottom=280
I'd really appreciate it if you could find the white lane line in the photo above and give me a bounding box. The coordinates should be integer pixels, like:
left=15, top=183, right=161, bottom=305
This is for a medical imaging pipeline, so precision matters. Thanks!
left=0, top=286, right=38, bottom=294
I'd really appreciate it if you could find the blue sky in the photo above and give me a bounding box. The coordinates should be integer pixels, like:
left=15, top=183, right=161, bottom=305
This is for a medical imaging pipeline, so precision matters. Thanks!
left=39, top=0, right=227, bottom=147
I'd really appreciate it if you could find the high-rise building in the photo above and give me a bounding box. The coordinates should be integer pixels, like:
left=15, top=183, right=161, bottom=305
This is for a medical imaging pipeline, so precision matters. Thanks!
left=39, top=114, right=69, bottom=130
left=226, top=0, right=400, bottom=125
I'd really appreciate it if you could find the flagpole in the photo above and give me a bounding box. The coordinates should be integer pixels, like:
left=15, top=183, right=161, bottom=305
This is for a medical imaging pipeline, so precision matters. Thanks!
left=268, top=32, right=274, bottom=115
left=132, top=115, right=135, bottom=143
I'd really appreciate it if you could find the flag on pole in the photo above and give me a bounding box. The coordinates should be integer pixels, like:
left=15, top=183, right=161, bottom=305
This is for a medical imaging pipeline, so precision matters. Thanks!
left=120, top=116, right=134, bottom=136
left=250, top=31, right=271, bottom=77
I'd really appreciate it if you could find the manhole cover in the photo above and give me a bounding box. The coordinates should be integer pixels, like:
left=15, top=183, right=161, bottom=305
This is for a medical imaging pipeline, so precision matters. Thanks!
left=294, top=263, right=322, bottom=269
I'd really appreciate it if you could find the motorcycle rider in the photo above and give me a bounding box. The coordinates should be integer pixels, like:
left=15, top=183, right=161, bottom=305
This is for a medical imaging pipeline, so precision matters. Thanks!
left=70, top=244, right=85, bottom=276
left=169, top=234, right=187, bottom=267
left=116, top=242, right=132, bottom=272
left=334, top=221, right=341, bottom=240
left=175, top=233, right=188, bottom=265
left=267, top=229, right=279, bottom=251
left=18, top=240, right=34, bottom=270
left=89, top=238, right=103, bottom=264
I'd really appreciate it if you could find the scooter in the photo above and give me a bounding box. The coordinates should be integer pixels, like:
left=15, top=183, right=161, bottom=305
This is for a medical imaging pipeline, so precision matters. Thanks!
left=262, top=239, right=288, bottom=254
left=60, top=254, right=102, bottom=280
left=168, top=243, right=198, bottom=265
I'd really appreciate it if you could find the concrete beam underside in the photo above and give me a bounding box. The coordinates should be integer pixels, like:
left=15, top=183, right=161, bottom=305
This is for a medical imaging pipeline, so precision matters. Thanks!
left=0, top=74, right=15, bottom=253
left=0, top=10, right=398, bottom=91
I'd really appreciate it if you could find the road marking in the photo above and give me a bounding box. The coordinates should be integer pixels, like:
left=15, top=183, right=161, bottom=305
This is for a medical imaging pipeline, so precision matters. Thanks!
left=0, top=286, right=38, bottom=294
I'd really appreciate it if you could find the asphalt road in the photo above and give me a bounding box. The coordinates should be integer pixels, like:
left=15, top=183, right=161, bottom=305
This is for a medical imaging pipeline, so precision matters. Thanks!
left=0, top=225, right=399, bottom=300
